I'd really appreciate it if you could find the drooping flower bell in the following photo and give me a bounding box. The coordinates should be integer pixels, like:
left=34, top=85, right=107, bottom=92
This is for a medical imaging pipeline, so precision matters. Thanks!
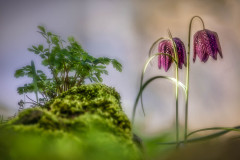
left=158, top=38, right=186, bottom=72
left=193, top=29, right=223, bottom=63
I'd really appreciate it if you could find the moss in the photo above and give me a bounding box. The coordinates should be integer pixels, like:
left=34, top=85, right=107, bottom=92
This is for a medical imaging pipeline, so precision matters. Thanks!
left=1, top=83, right=141, bottom=159
left=48, top=83, right=131, bottom=137
left=10, top=108, right=44, bottom=125
left=59, top=84, right=121, bottom=103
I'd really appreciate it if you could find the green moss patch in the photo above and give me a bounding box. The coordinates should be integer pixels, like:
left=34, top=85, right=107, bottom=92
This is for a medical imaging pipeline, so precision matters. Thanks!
left=1, top=84, right=141, bottom=160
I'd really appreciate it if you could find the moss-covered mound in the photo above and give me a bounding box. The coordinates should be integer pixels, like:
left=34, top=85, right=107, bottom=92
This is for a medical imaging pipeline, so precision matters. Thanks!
left=0, top=84, right=141, bottom=160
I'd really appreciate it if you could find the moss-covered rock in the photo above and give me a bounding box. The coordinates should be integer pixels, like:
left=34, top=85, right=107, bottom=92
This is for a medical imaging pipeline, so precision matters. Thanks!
left=1, top=84, right=141, bottom=160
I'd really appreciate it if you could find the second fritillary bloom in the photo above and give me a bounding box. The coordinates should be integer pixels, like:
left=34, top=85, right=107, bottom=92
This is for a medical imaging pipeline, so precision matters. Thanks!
left=193, top=29, right=223, bottom=62
left=158, top=38, right=186, bottom=72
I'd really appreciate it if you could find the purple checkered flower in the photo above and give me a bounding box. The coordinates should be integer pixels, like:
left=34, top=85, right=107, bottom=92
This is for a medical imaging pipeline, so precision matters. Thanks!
left=158, top=38, right=186, bottom=72
left=193, top=29, right=223, bottom=63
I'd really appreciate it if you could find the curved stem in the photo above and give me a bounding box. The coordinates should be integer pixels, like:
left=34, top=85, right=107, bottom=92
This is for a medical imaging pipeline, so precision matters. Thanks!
left=184, top=16, right=205, bottom=142
left=158, top=126, right=240, bottom=145
left=132, top=75, right=186, bottom=125
left=140, top=52, right=178, bottom=115
left=190, top=16, right=205, bottom=30
left=187, top=127, right=240, bottom=138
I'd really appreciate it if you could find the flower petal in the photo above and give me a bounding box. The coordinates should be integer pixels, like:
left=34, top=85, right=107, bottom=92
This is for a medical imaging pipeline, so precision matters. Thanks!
left=193, top=29, right=223, bottom=62
left=214, top=32, right=223, bottom=59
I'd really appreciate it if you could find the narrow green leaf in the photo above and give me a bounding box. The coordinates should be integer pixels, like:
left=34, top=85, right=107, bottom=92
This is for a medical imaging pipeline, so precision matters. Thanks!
left=40, top=54, right=46, bottom=59
left=47, top=32, right=52, bottom=36
left=97, top=57, right=111, bottom=65
left=38, top=45, right=44, bottom=51
left=32, top=45, right=38, bottom=50
left=102, top=70, right=108, bottom=75
left=44, top=48, right=49, bottom=52
left=37, top=26, right=46, bottom=33
left=111, top=59, right=122, bottom=72
left=14, top=69, right=25, bottom=78
left=28, top=48, right=35, bottom=52
left=95, top=73, right=103, bottom=82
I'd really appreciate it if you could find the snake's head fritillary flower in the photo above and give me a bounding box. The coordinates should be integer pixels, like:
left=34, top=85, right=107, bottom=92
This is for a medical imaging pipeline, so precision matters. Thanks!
left=158, top=38, right=186, bottom=72
left=193, top=29, right=223, bottom=63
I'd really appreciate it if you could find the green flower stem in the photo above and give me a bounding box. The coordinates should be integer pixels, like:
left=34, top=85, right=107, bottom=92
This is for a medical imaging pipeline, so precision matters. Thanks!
left=168, top=29, right=180, bottom=147
left=158, top=126, right=240, bottom=145
left=185, top=16, right=205, bottom=142
left=132, top=75, right=186, bottom=125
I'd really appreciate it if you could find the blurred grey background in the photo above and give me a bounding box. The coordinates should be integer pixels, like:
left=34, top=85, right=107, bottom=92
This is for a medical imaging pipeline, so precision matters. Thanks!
left=1, top=0, right=240, bottom=135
